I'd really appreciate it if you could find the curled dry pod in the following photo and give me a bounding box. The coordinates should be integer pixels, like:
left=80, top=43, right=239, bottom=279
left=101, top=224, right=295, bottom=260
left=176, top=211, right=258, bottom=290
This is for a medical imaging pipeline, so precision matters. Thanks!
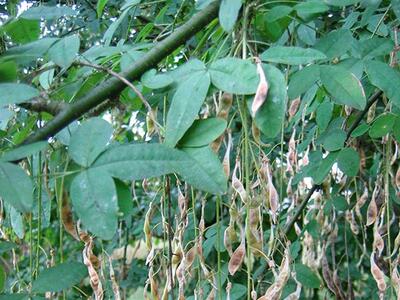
left=373, top=223, right=385, bottom=256
left=185, top=246, right=196, bottom=270
left=396, top=166, right=400, bottom=189
left=266, top=164, right=279, bottom=223
left=144, top=202, right=153, bottom=250
left=223, top=130, right=232, bottom=178
left=61, top=191, right=79, bottom=241
left=226, top=282, right=232, bottom=300
left=232, top=160, right=247, bottom=203
left=391, top=230, right=400, bottom=257
left=224, top=226, right=234, bottom=255
left=108, top=257, right=121, bottom=300
left=228, top=232, right=246, bottom=276
left=366, top=197, right=378, bottom=226
left=288, top=97, right=301, bottom=118
left=177, top=187, right=188, bottom=225
left=82, top=237, right=103, bottom=300
left=251, top=58, right=269, bottom=117
left=370, top=253, right=387, bottom=292
left=355, top=186, right=368, bottom=218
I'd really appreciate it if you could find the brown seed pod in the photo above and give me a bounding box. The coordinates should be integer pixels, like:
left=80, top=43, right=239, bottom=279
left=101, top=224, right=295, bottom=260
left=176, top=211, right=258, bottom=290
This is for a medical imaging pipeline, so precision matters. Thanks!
left=396, top=165, right=400, bottom=189
left=108, top=256, right=121, bottom=300
left=288, top=97, right=301, bottom=118
left=228, top=232, right=246, bottom=276
left=251, top=58, right=269, bottom=117
left=61, top=191, right=79, bottom=241
left=373, top=223, right=385, bottom=256
left=366, top=197, right=378, bottom=226
left=223, top=130, right=232, bottom=178
left=211, top=93, right=233, bottom=152
left=370, top=253, right=387, bottom=293
left=232, top=160, right=247, bottom=203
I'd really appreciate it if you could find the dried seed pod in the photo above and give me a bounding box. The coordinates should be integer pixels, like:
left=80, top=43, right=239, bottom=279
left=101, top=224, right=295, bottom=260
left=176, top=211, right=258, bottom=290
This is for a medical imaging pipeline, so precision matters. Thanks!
left=252, top=121, right=261, bottom=144
left=373, top=223, right=385, bottom=256
left=185, top=246, right=196, bottom=271
left=61, top=192, right=79, bottom=241
left=355, top=186, right=368, bottom=219
left=232, top=160, right=248, bottom=203
left=223, top=130, right=232, bottom=178
left=228, top=231, right=246, bottom=276
left=396, top=166, right=400, bottom=189
left=263, top=161, right=279, bottom=223
left=224, top=226, right=234, bottom=255
left=366, top=197, right=378, bottom=226
left=226, top=282, right=232, bottom=300
left=251, top=58, right=269, bottom=117
left=288, top=97, right=301, bottom=118
left=144, top=202, right=153, bottom=251
left=370, top=253, right=387, bottom=293
left=82, top=236, right=103, bottom=300
left=108, top=257, right=121, bottom=300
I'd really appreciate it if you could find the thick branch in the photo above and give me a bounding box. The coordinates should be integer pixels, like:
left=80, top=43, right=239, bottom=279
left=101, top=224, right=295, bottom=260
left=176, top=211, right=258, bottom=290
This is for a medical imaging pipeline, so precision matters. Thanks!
left=19, top=98, right=68, bottom=115
left=22, top=1, right=220, bottom=145
left=283, top=90, right=383, bottom=235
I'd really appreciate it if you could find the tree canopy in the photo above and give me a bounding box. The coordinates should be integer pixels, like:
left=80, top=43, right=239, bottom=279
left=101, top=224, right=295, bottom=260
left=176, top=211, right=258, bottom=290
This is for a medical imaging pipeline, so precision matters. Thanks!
left=0, top=0, right=400, bottom=299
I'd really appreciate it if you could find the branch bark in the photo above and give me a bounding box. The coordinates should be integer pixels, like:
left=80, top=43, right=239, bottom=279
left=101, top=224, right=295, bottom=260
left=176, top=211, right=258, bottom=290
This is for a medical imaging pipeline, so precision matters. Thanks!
left=22, top=1, right=220, bottom=145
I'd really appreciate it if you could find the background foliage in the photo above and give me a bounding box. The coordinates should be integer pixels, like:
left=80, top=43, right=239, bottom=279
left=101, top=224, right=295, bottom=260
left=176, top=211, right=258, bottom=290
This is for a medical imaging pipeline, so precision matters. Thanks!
left=0, top=0, right=400, bottom=299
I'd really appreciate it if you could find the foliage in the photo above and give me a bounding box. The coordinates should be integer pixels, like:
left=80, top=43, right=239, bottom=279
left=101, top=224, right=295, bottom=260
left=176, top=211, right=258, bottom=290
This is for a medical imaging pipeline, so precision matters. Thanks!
left=0, top=0, right=399, bottom=299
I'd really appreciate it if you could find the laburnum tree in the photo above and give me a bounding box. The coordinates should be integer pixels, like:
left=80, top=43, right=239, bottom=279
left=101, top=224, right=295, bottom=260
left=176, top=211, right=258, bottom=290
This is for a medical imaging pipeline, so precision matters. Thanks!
left=0, top=0, right=400, bottom=299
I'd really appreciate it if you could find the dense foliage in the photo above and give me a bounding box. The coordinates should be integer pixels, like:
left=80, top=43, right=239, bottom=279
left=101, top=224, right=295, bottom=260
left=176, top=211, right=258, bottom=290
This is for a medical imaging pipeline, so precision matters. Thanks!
left=0, top=0, right=400, bottom=299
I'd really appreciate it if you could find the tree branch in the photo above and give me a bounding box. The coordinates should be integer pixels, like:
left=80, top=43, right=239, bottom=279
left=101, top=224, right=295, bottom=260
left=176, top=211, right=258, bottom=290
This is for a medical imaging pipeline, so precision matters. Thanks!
left=19, top=98, right=68, bottom=115
left=21, top=1, right=220, bottom=145
left=283, top=90, right=383, bottom=235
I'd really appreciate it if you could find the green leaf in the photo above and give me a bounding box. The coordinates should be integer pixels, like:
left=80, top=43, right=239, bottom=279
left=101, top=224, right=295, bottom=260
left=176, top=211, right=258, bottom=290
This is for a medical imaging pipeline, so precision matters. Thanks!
left=0, top=83, right=39, bottom=106
left=320, top=65, right=366, bottom=110
left=2, top=38, right=58, bottom=65
left=356, top=37, right=394, bottom=59
left=261, top=46, right=326, bottom=65
left=70, top=169, right=118, bottom=240
left=333, top=195, right=348, bottom=211
left=21, top=5, right=77, bottom=20
left=3, top=19, right=40, bottom=44
left=351, top=123, right=369, bottom=137
left=364, top=60, right=400, bottom=108
left=121, top=0, right=141, bottom=10
left=312, top=152, right=338, bottom=184
left=181, top=146, right=227, bottom=194
left=209, top=57, right=258, bottom=95
left=324, top=0, right=359, bottom=5
left=69, top=118, right=113, bottom=167
left=294, top=263, right=321, bottom=288
left=178, top=118, right=227, bottom=148
left=141, top=69, right=173, bottom=89
left=0, top=142, right=47, bottom=162
left=48, top=35, right=80, bottom=69
left=369, top=113, right=396, bottom=138
left=0, top=61, right=17, bottom=82
left=103, top=9, right=130, bottom=46
left=219, top=0, right=242, bottom=32
left=0, top=162, right=33, bottom=212
left=115, top=179, right=133, bottom=218
left=0, top=295, right=29, bottom=300
left=288, top=64, right=320, bottom=99
left=92, top=143, right=227, bottom=194
left=0, top=241, right=17, bottom=254
left=318, top=128, right=346, bottom=151
left=165, top=70, right=211, bottom=147
left=252, top=64, right=287, bottom=138
left=294, top=1, right=329, bottom=18
left=315, top=29, right=354, bottom=58
left=120, top=50, right=144, bottom=72
left=316, top=100, right=333, bottom=132
left=97, top=0, right=109, bottom=17
left=337, top=148, right=360, bottom=177
left=266, top=6, right=293, bottom=22
left=32, top=262, right=87, bottom=292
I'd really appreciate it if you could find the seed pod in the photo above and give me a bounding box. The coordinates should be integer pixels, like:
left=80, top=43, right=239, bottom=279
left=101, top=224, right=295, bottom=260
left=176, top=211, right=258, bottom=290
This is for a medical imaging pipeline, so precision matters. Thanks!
left=144, top=202, right=153, bottom=250
left=61, top=192, right=79, bottom=241
left=226, top=282, right=232, bottom=300
left=288, top=97, right=301, bottom=118
left=252, top=121, right=261, bottom=144
left=82, top=236, right=103, bottom=300
left=228, top=231, right=245, bottom=276
left=265, top=163, right=279, bottom=223
left=355, top=186, right=368, bottom=219
left=232, top=160, right=247, bottom=203
left=109, top=257, right=121, bottom=300
left=373, top=223, right=385, bottom=256
left=251, top=58, right=269, bottom=117
left=223, top=130, right=232, bottom=178
left=396, top=166, right=400, bottom=189
left=370, top=253, right=387, bottom=292
left=366, top=197, right=378, bottom=226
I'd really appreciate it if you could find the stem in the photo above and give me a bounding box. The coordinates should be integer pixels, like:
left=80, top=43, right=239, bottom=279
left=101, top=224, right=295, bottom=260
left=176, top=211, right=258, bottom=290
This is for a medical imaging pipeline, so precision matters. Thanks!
left=35, top=151, right=42, bottom=279
left=166, top=177, right=174, bottom=299
left=216, top=195, right=222, bottom=300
